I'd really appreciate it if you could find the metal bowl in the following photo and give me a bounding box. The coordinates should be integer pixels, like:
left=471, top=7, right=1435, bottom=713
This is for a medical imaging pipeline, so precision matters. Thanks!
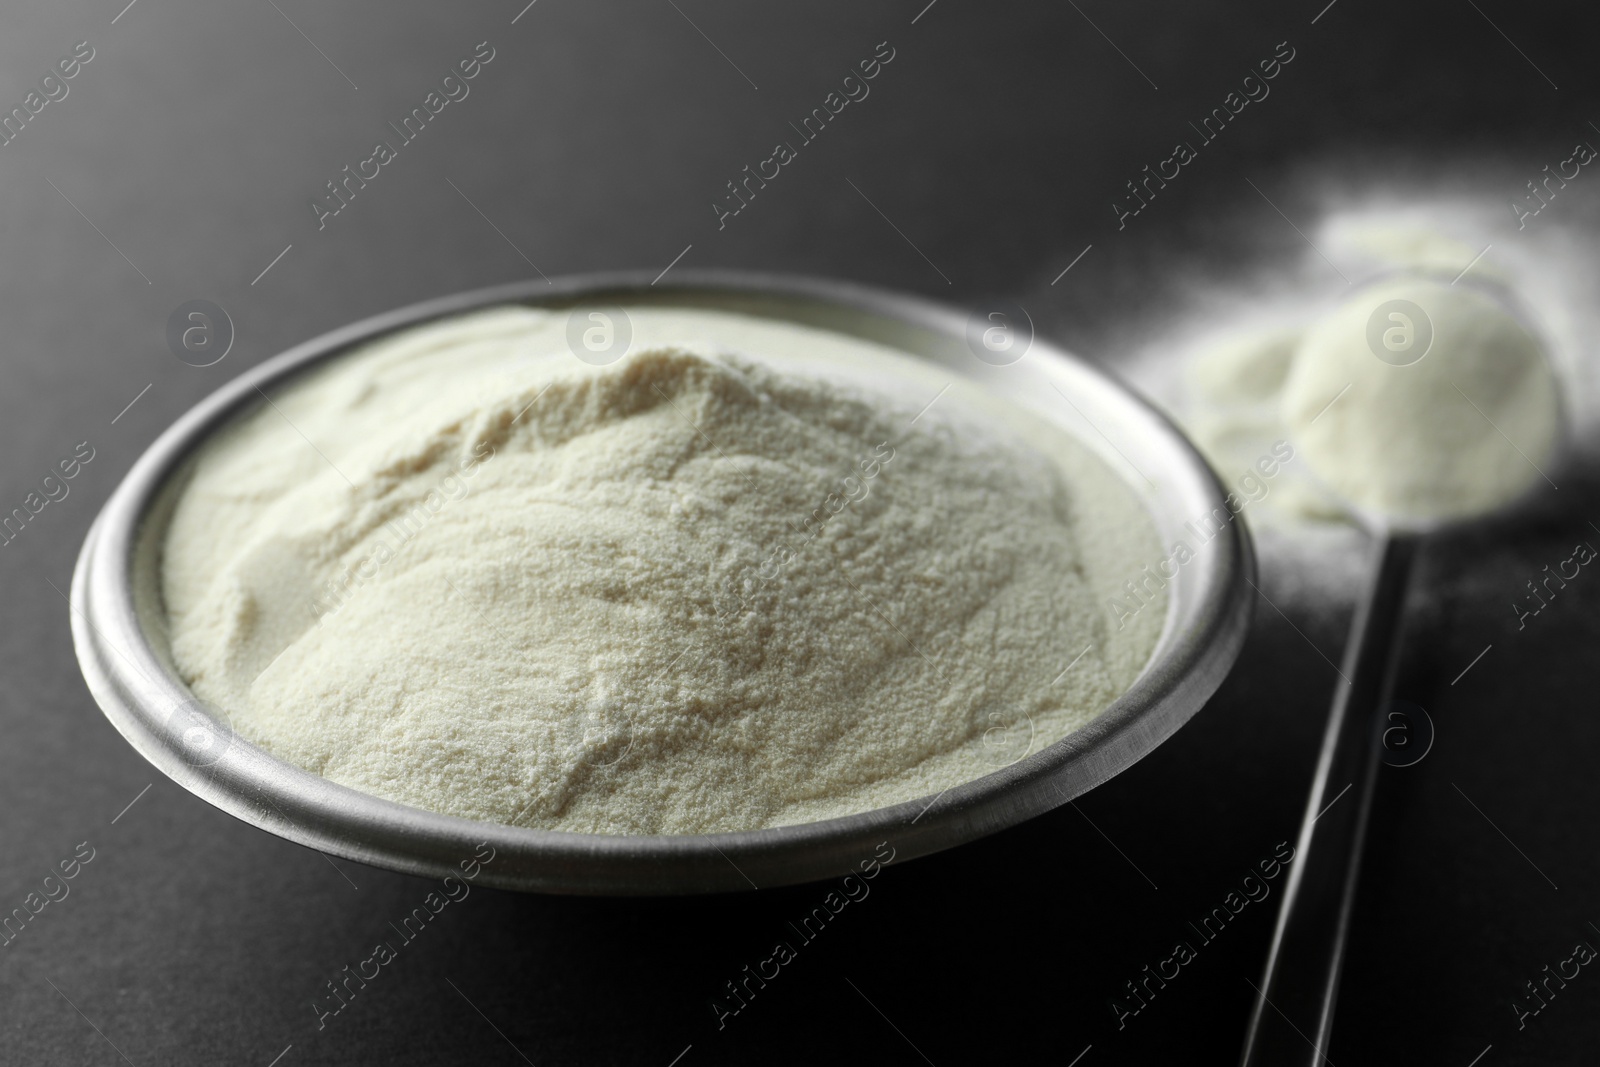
left=70, top=272, right=1254, bottom=895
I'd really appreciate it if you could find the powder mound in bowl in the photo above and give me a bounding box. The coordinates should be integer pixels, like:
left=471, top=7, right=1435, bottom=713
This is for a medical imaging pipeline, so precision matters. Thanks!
left=161, top=306, right=1165, bottom=834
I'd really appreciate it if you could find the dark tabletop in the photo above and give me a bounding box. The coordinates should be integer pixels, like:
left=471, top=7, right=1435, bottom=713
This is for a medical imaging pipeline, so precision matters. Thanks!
left=4, top=0, right=1599, bottom=1063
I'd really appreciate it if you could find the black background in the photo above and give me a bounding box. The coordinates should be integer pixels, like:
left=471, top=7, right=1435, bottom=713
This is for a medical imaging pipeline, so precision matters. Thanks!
left=2, top=1, right=1598, bottom=1063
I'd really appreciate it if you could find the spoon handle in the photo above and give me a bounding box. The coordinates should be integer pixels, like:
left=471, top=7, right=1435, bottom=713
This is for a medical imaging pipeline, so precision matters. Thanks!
left=1239, top=532, right=1418, bottom=1066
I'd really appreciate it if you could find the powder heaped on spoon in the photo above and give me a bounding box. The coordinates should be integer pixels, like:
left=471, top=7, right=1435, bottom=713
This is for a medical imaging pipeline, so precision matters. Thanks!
left=1282, top=276, right=1560, bottom=525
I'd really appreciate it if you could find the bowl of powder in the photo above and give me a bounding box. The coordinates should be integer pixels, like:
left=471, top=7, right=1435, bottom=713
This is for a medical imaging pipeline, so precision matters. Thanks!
left=70, top=272, right=1253, bottom=894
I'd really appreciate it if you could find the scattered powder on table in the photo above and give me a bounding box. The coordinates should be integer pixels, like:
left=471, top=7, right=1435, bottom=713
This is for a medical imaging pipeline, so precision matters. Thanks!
left=161, top=306, right=1165, bottom=834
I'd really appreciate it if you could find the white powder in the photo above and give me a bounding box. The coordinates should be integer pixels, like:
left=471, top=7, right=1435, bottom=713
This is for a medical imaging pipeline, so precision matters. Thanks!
left=1115, top=193, right=1593, bottom=610
left=1282, top=276, right=1560, bottom=525
left=1186, top=275, right=1560, bottom=528
left=161, top=306, right=1165, bottom=834
left=1168, top=204, right=1566, bottom=524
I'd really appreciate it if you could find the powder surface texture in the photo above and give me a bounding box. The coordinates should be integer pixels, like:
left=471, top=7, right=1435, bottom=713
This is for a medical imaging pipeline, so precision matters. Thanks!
left=161, top=306, right=1164, bottom=834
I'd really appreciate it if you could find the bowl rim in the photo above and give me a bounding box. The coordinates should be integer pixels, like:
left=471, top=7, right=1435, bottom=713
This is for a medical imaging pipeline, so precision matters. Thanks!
left=69, top=270, right=1255, bottom=895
